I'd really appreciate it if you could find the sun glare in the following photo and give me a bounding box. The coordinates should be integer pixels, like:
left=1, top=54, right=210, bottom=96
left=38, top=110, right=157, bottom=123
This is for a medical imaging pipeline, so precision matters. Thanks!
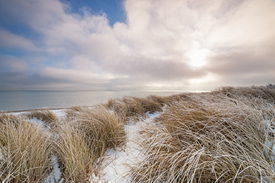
left=187, top=49, right=209, bottom=68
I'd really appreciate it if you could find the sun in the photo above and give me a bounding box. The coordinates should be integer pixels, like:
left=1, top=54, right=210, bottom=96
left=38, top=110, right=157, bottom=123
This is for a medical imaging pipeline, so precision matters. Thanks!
left=187, top=49, right=209, bottom=68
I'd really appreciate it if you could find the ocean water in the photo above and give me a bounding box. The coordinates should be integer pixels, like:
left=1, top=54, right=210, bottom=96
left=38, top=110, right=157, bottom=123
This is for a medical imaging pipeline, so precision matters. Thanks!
left=0, top=90, right=181, bottom=112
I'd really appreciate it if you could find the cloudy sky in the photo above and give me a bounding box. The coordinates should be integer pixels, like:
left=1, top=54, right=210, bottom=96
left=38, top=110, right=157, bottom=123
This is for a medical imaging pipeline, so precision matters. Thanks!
left=0, top=0, right=275, bottom=91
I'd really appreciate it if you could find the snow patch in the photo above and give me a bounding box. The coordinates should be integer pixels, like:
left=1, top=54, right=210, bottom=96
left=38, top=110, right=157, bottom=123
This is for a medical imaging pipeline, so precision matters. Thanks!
left=91, top=110, right=162, bottom=182
left=44, top=155, right=63, bottom=183
left=0, top=148, right=4, bottom=161
left=51, top=109, right=66, bottom=119
left=29, top=117, right=45, bottom=127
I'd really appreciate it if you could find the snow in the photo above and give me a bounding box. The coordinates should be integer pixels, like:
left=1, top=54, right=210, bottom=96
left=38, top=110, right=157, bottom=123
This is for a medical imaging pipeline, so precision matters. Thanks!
left=263, top=119, right=275, bottom=160
left=27, top=116, right=63, bottom=183
left=91, top=110, right=162, bottom=182
left=29, top=117, right=45, bottom=127
left=7, top=104, right=275, bottom=182
left=12, top=111, right=27, bottom=116
left=92, top=122, right=144, bottom=182
left=0, top=148, right=3, bottom=161
left=10, top=109, right=66, bottom=119
left=262, top=119, right=275, bottom=182
left=12, top=108, right=164, bottom=183
left=44, top=155, right=63, bottom=183
left=3, top=107, right=164, bottom=183
left=51, top=109, right=66, bottom=119
left=6, top=104, right=275, bottom=182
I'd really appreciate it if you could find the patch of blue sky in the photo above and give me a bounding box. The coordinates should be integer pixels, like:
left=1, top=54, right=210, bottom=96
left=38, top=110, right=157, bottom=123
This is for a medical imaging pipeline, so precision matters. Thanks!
left=0, top=50, right=29, bottom=58
left=0, top=23, right=41, bottom=42
left=61, top=0, right=126, bottom=26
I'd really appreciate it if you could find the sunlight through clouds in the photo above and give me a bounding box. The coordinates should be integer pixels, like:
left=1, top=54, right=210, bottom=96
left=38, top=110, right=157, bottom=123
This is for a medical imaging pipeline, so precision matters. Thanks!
left=187, top=49, right=210, bottom=69
left=0, top=0, right=275, bottom=91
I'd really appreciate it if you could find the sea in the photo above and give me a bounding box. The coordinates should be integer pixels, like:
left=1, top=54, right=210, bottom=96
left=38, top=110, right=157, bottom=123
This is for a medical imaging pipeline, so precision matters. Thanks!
left=0, top=90, right=182, bottom=112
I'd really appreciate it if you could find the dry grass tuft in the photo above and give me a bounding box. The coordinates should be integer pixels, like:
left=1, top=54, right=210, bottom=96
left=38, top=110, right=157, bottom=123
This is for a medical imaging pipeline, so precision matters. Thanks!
left=146, top=95, right=167, bottom=105
left=0, top=118, right=52, bottom=182
left=122, top=96, right=145, bottom=117
left=65, top=106, right=90, bottom=121
left=106, top=95, right=163, bottom=122
left=54, top=125, right=95, bottom=182
left=134, top=96, right=163, bottom=114
left=105, top=98, right=129, bottom=119
left=55, top=105, right=126, bottom=182
left=24, top=110, right=60, bottom=131
left=214, top=86, right=275, bottom=104
left=130, top=94, right=275, bottom=182
left=0, top=113, right=21, bottom=125
left=2, top=85, right=274, bottom=182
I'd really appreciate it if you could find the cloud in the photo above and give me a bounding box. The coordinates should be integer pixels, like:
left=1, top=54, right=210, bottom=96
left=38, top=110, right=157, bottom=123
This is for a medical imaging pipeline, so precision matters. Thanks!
left=0, top=56, right=28, bottom=72
left=0, top=29, right=38, bottom=51
left=205, top=49, right=275, bottom=86
left=0, top=0, right=275, bottom=91
left=40, top=67, right=114, bottom=85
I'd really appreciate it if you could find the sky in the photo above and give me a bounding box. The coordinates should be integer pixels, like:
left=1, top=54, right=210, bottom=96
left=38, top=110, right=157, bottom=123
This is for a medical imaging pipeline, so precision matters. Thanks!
left=0, top=0, right=275, bottom=91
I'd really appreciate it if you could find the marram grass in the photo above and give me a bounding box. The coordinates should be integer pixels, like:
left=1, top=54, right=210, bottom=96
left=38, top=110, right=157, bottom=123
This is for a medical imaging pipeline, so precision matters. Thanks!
left=0, top=116, right=52, bottom=183
left=55, top=105, right=126, bottom=182
left=1, top=85, right=275, bottom=182
left=24, top=110, right=60, bottom=131
left=129, top=91, right=275, bottom=183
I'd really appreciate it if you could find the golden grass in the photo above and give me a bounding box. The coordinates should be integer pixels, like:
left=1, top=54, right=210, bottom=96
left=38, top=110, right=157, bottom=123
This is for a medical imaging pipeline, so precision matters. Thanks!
left=0, top=113, right=21, bottom=126
left=1, top=85, right=274, bottom=182
left=54, top=125, right=95, bottom=182
left=133, top=96, right=163, bottom=114
left=214, top=86, right=275, bottom=103
left=55, top=105, right=126, bottom=182
left=0, top=117, right=52, bottom=182
left=105, top=95, right=163, bottom=122
left=105, top=98, right=129, bottom=119
left=24, top=110, right=60, bottom=131
left=130, top=93, right=275, bottom=182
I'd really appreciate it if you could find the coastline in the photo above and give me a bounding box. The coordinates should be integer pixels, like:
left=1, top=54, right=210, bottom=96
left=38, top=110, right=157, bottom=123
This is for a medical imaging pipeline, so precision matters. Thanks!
left=1, top=86, right=275, bottom=182
left=0, top=107, right=67, bottom=113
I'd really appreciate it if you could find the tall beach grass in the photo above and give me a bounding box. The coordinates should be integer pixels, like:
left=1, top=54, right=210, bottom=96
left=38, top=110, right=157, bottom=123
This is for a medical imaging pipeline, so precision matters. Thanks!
left=0, top=115, right=52, bottom=182
left=130, top=90, right=275, bottom=182
left=1, top=85, right=274, bottom=182
left=55, top=105, right=126, bottom=182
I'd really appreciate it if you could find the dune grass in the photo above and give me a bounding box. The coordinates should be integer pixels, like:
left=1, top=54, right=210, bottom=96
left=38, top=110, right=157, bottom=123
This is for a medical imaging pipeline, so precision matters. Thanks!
left=55, top=105, right=126, bottom=182
left=0, top=114, right=21, bottom=126
left=213, top=86, right=275, bottom=104
left=1, top=85, right=275, bottom=182
left=1, top=106, right=126, bottom=182
left=24, top=110, right=60, bottom=131
left=0, top=115, right=52, bottom=183
left=129, top=92, right=275, bottom=182
left=105, top=95, right=164, bottom=122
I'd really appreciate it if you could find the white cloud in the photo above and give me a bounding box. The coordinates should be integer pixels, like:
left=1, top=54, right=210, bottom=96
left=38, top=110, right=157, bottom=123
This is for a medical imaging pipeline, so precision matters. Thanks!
left=0, top=29, right=37, bottom=51
left=0, top=56, right=28, bottom=72
left=40, top=67, right=114, bottom=84
left=1, top=0, right=275, bottom=90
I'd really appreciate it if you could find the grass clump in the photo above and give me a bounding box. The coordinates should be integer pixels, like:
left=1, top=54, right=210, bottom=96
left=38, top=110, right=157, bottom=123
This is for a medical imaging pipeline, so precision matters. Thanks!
left=133, top=96, right=163, bottom=114
left=106, top=95, right=163, bottom=122
left=105, top=98, right=129, bottom=119
left=0, top=114, right=21, bottom=126
left=55, top=105, right=126, bottom=182
left=0, top=116, right=52, bottom=182
left=214, top=86, right=275, bottom=104
left=130, top=94, right=275, bottom=182
left=24, top=110, right=60, bottom=131
left=54, top=125, right=94, bottom=182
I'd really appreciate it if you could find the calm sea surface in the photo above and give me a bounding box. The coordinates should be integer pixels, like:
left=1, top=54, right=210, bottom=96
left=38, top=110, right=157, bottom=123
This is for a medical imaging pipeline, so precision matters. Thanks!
left=0, top=91, right=182, bottom=112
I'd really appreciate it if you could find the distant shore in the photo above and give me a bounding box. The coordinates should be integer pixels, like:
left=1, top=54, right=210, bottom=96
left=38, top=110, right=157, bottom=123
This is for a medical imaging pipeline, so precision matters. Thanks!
left=0, top=107, right=66, bottom=113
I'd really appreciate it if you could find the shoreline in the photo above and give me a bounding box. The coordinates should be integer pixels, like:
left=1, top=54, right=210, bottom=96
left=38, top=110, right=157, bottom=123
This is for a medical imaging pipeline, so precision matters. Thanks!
left=1, top=105, right=97, bottom=113
left=1, top=86, right=275, bottom=182
left=1, top=107, right=68, bottom=113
